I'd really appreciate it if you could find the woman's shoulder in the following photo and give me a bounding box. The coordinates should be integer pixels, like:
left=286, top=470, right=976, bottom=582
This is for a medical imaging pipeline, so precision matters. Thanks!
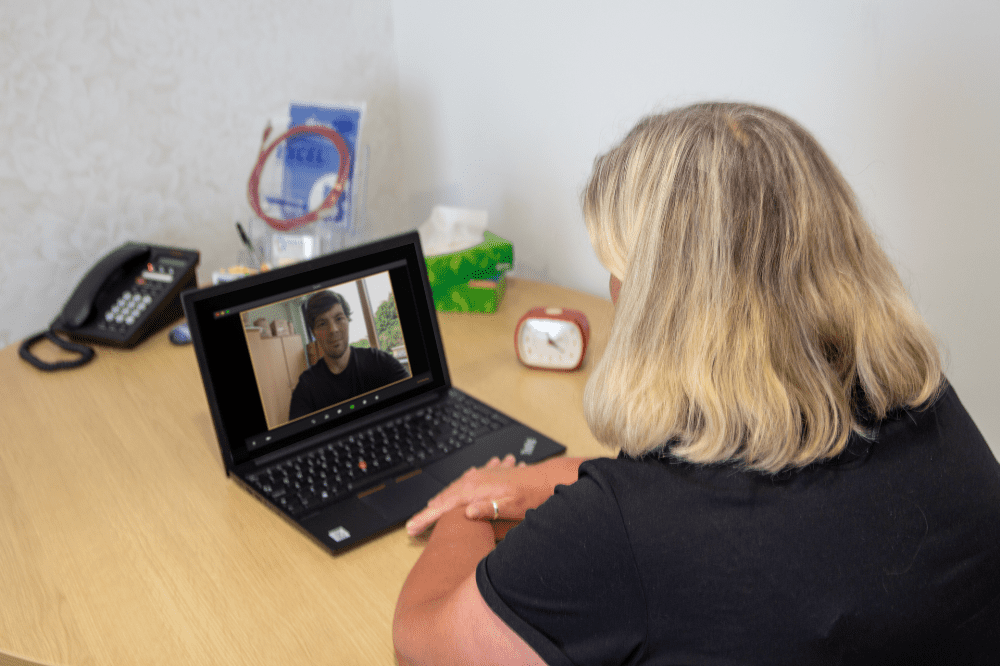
left=575, top=451, right=743, bottom=507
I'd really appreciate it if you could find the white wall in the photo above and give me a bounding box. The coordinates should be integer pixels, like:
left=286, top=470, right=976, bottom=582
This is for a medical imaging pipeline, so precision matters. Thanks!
left=0, top=0, right=406, bottom=350
left=391, top=0, right=1000, bottom=455
left=1, top=0, right=995, bottom=455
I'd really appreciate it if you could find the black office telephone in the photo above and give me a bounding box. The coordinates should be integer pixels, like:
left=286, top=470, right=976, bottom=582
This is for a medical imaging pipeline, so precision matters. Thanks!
left=19, top=242, right=200, bottom=371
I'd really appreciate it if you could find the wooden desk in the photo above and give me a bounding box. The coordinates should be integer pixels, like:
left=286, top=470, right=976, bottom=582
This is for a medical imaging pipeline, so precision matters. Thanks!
left=0, top=279, right=614, bottom=666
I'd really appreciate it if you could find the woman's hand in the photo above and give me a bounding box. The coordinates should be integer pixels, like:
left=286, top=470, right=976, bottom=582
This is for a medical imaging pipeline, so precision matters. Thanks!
left=405, top=455, right=588, bottom=537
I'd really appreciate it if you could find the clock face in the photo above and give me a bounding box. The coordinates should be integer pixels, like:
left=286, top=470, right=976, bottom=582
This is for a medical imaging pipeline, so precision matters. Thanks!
left=517, top=318, right=585, bottom=370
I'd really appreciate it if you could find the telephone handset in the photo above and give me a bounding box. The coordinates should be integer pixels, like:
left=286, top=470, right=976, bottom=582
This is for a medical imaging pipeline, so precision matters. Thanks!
left=19, top=242, right=200, bottom=371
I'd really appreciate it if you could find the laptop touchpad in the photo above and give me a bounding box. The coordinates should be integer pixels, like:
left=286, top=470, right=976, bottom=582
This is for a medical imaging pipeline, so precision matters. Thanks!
left=359, top=470, right=443, bottom=524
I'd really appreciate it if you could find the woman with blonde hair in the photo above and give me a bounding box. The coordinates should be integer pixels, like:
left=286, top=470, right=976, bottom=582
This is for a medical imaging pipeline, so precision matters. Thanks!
left=394, top=103, right=1000, bottom=665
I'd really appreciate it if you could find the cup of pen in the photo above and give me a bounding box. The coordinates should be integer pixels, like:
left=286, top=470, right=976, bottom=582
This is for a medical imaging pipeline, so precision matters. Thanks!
left=236, top=221, right=265, bottom=271
left=210, top=221, right=266, bottom=285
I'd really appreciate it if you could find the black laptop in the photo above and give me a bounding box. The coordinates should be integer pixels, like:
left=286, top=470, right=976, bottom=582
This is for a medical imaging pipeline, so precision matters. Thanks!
left=182, top=231, right=565, bottom=554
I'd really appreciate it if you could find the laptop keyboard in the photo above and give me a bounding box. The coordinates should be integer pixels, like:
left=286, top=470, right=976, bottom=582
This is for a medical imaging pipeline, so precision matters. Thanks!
left=246, top=391, right=511, bottom=517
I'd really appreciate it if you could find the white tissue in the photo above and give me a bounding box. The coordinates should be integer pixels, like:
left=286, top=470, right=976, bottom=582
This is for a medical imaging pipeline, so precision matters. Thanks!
left=418, top=206, right=487, bottom=256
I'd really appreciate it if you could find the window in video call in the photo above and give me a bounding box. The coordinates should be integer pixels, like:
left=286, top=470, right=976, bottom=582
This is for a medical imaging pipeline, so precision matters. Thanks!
left=240, top=271, right=413, bottom=431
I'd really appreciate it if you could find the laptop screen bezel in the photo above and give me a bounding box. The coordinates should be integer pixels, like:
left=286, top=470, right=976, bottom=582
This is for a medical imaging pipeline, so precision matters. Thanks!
left=181, top=231, right=451, bottom=471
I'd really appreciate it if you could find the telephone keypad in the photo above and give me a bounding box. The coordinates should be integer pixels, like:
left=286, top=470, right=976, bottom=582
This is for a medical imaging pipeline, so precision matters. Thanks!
left=102, top=282, right=164, bottom=334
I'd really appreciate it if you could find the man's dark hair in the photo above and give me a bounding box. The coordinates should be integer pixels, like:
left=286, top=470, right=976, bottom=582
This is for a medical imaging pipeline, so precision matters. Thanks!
left=304, top=290, right=352, bottom=333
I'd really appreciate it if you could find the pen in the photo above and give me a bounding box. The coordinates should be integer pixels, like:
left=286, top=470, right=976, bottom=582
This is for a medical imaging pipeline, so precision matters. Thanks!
left=236, top=221, right=259, bottom=269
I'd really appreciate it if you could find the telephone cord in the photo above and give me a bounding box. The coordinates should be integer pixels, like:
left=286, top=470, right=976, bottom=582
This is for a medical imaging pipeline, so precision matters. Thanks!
left=18, top=328, right=96, bottom=371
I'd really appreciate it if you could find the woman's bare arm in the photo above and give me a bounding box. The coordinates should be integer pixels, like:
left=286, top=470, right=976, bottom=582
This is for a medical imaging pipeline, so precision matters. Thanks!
left=393, top=507, right=547, bottom=666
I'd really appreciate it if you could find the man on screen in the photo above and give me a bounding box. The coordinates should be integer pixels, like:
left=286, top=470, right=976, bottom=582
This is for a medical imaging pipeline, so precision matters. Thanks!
left=289, top=290, right=409, bottom=420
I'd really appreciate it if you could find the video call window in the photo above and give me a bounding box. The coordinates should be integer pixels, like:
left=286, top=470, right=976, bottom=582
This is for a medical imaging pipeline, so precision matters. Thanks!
left=240, top=272, right=412, bottom=430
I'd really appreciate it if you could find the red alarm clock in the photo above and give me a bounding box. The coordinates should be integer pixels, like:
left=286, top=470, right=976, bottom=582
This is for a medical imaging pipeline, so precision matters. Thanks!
left=515, top=307, right=590, bottom=371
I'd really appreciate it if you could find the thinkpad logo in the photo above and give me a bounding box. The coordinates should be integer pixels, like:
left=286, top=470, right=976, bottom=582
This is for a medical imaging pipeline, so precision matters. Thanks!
left=328, top=526, right=351, bottom=543
left=520, top=437, right=537, bottom=457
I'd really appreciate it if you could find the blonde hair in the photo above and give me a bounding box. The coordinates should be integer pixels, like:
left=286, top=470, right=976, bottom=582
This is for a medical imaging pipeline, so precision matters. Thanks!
left=583, top=102, right=942, bottom=473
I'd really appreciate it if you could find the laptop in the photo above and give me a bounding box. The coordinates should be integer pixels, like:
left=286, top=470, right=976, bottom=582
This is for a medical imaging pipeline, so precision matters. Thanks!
left=182, top=231, right=565, bottom=554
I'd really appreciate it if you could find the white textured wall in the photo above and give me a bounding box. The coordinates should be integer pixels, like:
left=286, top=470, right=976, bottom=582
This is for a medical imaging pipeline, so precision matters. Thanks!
left=3, top=0, right=996, bottom=455
left=0, top=0, right=406, bottom=349
left=390, top=0, right=1000, bottom=455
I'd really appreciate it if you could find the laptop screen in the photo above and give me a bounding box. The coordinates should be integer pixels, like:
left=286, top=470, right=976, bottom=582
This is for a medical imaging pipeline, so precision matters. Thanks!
left=183, top=232, right=450, bottom=469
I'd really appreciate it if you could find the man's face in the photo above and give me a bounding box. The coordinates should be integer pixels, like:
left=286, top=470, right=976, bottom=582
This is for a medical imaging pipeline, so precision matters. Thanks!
left=312, top=303, right=350, bottom=360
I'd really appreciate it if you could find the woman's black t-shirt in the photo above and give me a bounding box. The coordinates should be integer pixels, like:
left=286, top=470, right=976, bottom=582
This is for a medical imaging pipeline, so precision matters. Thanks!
left=477, top=383, right=1000, bottom=665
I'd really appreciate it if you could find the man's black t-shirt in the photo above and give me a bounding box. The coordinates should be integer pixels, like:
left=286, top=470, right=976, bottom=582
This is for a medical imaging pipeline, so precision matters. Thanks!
left=288, top=347, right=408, bottom=420
left=477, top=383, right=1000, bottom=665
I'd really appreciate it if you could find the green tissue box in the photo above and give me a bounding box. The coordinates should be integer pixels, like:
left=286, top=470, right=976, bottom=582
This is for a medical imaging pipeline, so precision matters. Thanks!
left=425, top=231, right=513, bottom=313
